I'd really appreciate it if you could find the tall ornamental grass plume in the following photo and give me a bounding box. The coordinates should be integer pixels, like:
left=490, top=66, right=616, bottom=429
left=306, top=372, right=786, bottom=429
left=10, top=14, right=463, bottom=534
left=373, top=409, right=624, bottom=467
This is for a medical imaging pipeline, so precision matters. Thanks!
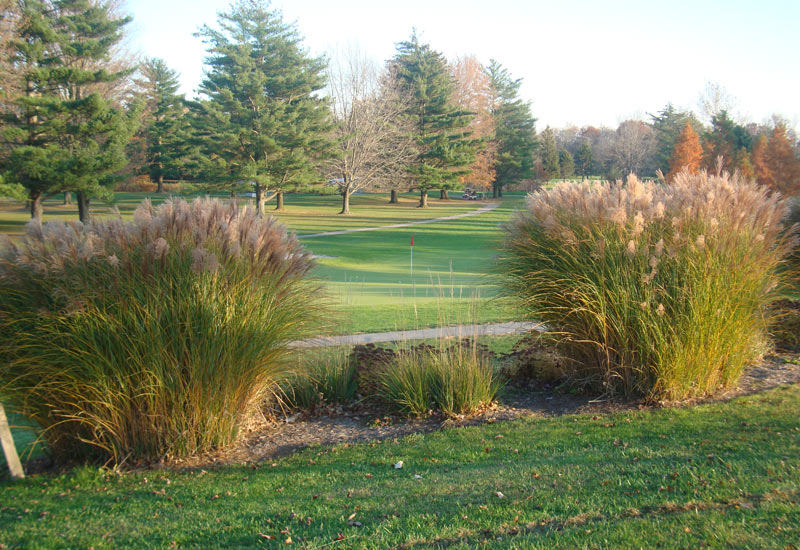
left=498, top=170, right=797, bottom=400
left=0, top=198, right=323, bottom=464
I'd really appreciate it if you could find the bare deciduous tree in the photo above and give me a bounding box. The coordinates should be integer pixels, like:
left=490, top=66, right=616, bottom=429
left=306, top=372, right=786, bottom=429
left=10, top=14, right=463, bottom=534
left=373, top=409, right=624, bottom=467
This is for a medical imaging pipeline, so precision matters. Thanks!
left=698, top=81, right=736, bottom=125
left=326, top=47, right=413, bottom=214
left=612, top=119, right=655, bottom=177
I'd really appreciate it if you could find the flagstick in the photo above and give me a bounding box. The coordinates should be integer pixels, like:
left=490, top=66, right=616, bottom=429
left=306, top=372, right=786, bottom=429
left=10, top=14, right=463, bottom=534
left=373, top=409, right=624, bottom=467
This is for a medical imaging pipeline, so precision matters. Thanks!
left=410, top=245, right=413, bottom=278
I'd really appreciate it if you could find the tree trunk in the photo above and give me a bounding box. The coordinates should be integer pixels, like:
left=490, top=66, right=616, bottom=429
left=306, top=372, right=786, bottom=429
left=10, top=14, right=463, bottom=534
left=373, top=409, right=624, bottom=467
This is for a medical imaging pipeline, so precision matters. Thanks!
left=340, top=188, right=351, bottom=214
left=63, top=191, right=72, bottom=205
left=492, top=186, right=498, bottom=199
left=76, top=190, right=90, bottom=223
left=418, top=189, right=428, bottom=208
left=255, top=185, right=265, bottom=217
left=156, top=137, right=164, bottom=193
left=498, top=186, right=503, bottom=198
left=30, top=190, right=43, bottom=221
left=389, top=189, right=398, bottom=203
left=440, top=188, right=450, bottom=200
left=275, top=190, right=284, bottom=211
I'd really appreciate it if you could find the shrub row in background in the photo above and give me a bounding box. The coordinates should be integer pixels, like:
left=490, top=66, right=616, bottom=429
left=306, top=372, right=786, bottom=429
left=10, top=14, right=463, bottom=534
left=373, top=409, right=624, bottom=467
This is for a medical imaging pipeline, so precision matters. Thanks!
left=499, top=170, right=797, bottom=400
left=0, top=198, right=322, bottom=464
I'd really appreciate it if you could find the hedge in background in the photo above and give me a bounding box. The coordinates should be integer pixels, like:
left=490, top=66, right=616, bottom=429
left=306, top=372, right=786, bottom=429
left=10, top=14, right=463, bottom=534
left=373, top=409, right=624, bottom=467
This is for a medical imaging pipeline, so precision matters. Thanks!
left=499, top=171, right=796, bottom=400
left=0, top=198, right=322, bottom=464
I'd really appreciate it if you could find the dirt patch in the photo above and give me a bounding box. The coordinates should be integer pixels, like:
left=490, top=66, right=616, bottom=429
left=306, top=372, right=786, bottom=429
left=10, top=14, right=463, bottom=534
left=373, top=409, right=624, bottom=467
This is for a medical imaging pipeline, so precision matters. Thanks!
left=169, top=351, right=800, bottom=469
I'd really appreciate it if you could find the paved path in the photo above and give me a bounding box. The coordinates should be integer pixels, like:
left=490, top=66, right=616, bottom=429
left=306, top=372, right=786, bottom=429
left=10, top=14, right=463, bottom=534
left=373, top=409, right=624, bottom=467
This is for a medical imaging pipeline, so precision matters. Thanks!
left=297, top=202, right=500, bottom=239
left=291, top=321, right=544, bottom=348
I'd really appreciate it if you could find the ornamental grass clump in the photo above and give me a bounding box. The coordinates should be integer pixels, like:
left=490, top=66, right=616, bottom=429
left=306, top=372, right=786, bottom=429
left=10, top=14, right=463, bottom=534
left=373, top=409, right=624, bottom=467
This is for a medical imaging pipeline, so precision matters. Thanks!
left=0, top=198, right=322, bottom=464
left=378, top=341, right=501, bottom=417
left=499, top=171, right=797, bottom=400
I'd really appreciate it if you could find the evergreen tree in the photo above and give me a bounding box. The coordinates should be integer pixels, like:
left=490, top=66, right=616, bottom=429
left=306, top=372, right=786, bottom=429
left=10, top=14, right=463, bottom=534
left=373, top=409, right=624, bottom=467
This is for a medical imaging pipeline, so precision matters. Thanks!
left=135, top=58, right=188, bottom=192
left=191, top=0, right=333, bottom=214
left=704, top=110, right=752, bottom=173
left=667, top=122, right=703, bottom=181
left=390, top=32, right=478, bottom=207
left=574, top=140, right=593, bottom=180
left=558, top=148, right=574, bottom=178
left=649, top=103, right=700, bottom=176
left=0, top=0, right=137, bottom=222
left=540, top=127, right=560, bottom=180
left=487, top=60, right=536, bottom=197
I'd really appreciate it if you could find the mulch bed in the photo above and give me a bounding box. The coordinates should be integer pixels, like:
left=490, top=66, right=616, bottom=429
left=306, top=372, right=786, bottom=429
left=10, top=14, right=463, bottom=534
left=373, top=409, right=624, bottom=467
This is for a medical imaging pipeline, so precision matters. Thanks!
left=169, top=350, right=800, bottom=469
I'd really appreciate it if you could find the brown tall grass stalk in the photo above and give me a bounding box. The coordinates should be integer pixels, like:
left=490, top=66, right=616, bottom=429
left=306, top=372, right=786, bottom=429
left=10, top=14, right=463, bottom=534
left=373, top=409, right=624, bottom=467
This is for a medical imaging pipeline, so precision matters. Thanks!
left=0, top=198, right=324, bottom=464
left=498, top=171, right=797, bottom=400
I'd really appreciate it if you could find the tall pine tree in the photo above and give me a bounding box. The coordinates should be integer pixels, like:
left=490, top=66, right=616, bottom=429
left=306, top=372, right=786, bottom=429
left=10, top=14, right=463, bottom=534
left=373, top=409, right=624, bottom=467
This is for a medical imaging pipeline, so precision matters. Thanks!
left=649, top=103, right=700, bottom=176
left=574, top=140, right=593, bottom=180
left=540, top=127, right=560, bottom=180
left=704, top=110, right=752, bottom=173
left=390, top=32, right=478, bottom=207
left=135, top=58, right=188, bottom=192
left=0, top=0, right=137, bottom=222
left=487, top=60, right=536, bottom=197
left=191, top=0, right=333, bottom=214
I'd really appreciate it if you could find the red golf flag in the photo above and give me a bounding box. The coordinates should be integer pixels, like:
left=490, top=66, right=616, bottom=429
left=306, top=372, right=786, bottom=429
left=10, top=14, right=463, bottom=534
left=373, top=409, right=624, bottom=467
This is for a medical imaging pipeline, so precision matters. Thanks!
left=410, top=235, right=414, bottom=246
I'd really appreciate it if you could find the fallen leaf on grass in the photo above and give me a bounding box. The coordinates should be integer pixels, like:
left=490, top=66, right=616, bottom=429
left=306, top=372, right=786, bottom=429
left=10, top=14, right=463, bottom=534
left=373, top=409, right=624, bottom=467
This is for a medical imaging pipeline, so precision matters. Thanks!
left=259, top=534, right=275, bottom=540
left=348, top=520, right=363, bottom=527
left=496, top=492, right=505, bottom=499
left=394, top=461, right=403, bottom=469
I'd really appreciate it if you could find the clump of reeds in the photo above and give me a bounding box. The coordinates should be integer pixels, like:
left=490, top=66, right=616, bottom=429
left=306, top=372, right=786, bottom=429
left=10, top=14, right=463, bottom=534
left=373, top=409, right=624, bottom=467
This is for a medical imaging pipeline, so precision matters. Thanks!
left=377, top=340, right=501, bottom=417
left=498, top=170, right=797, bottom=400
left=0, top=198, right=323, bottom=464
left=281, top=347, right=358, bottom=410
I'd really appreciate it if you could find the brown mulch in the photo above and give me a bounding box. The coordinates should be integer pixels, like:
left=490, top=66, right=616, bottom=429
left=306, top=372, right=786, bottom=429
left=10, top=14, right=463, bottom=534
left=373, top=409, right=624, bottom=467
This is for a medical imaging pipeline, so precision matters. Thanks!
left=169, top=351, right=800, bottom=469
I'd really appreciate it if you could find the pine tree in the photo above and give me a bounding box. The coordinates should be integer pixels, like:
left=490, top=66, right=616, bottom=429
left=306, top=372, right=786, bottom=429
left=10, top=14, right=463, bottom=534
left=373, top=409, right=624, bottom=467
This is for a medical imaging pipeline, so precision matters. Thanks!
left=574, top=141, right=593, bottom=180
left=558, top=148, right=574, bottom=178
left=135, top=58, right=188, bottom=193
left=649, top=104, right=699, bottom=176
left=704, top=110, right=751, bottom=173
left=487, top=60, right=536, bottom=197
left=540, top=127, right=560, bottom=180
left=0, top=0, right=137, bottom=222
left=390, top=32, right=478, bottom=207
left=667, top=123, right=703, bottom=181
left=191, top=0, right=333, bottom=214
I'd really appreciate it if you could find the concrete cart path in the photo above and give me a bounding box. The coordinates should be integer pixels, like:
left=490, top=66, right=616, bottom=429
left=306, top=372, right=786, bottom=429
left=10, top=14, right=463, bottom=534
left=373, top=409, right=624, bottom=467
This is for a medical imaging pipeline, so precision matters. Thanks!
left=291, top=321, right=545, bottom=348
left=297, top=202, right=500, bottom=239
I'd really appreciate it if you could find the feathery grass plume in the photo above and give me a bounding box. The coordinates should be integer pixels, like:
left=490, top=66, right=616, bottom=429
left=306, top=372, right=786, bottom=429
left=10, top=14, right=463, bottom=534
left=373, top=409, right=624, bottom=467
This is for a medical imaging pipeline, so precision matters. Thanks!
left=498, top=171, right=796, bottom=400
left=0, top=198, right=324, bottom=464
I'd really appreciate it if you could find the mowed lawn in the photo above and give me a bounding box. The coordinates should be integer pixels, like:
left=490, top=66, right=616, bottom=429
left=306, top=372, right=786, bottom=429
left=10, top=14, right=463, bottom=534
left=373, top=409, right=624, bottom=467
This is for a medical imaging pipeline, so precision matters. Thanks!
left=1, top=386, right=798, bottom=549
left=1, top=192, right=527, bottom=334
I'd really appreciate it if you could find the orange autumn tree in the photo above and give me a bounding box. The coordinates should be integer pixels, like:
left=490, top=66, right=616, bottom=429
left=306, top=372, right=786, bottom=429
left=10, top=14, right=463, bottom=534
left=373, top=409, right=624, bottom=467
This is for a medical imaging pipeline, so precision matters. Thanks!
left=450, top=55, right=495, bottom=196
left=752, top=134, right=773, bottom=186
left=765, top=124, right=800, bottom=195
left=667, top=122, right=703, bottom=181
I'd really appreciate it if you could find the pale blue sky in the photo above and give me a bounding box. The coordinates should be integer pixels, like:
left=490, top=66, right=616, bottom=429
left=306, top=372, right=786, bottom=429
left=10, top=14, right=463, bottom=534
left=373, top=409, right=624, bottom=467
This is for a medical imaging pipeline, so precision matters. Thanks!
left=127, top=0, right=800, bottom=130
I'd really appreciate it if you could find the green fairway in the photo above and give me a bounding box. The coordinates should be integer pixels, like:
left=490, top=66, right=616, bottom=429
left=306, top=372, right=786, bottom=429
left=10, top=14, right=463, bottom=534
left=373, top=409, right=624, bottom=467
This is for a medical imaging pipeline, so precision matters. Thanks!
left=1, top=385, right=797, bottom=548
left=1, top=192, right=527, bottom=334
